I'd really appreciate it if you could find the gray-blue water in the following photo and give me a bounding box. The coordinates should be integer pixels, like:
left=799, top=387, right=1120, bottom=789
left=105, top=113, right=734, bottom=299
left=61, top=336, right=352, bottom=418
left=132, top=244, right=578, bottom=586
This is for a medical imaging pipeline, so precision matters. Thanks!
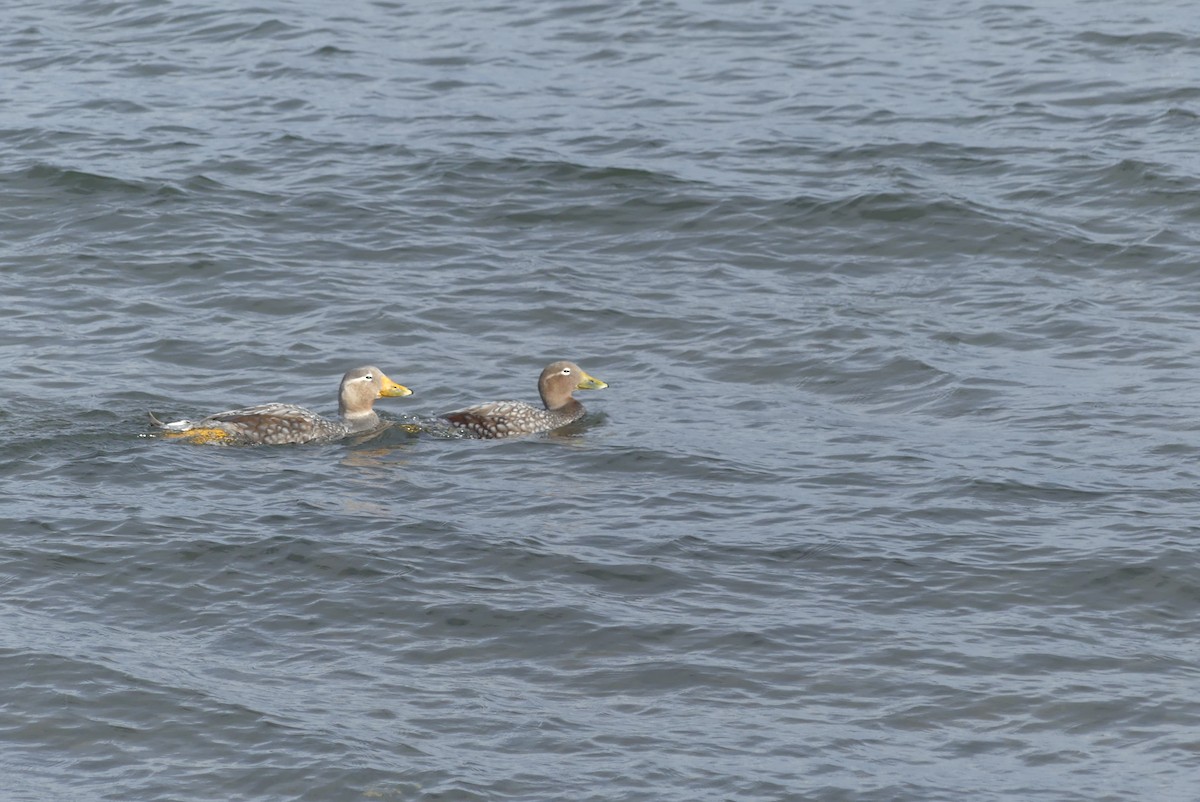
left=3, top=1, right=1200, bottom=800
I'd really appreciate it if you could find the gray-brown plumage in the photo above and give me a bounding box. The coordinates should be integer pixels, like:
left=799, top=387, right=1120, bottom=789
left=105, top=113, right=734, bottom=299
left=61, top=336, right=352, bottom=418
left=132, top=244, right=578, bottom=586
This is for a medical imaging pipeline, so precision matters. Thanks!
left=444, top=360, right=607, bottom=438
left=148, top=366, right=412, bottom=445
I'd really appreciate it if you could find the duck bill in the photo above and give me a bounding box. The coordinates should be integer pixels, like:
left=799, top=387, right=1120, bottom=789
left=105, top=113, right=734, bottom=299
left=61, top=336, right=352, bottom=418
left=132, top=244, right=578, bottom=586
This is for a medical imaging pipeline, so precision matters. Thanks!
left=378, top=374, right=413, bottom=397
left=576, top=371, right=608, bottom=391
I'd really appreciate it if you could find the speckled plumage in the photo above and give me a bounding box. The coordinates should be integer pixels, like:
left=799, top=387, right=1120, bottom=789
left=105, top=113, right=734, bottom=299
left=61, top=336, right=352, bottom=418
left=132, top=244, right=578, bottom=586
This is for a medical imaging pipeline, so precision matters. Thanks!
left=444, top=360, right=607, bottom=439
left=149, top=366, right=412, bottom=445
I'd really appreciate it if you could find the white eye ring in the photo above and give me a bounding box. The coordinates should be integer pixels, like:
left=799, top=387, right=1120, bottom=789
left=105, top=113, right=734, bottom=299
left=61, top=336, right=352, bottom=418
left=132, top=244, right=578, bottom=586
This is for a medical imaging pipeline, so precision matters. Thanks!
left=561, top=368, right=571, bottom=375
left=364, top=374, right=374, bottom=381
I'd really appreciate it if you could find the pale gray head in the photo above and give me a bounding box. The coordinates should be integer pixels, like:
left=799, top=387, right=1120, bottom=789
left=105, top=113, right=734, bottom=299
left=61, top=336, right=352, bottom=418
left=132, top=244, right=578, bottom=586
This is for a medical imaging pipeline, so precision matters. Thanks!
left=338, top=365, right=413, bottom=418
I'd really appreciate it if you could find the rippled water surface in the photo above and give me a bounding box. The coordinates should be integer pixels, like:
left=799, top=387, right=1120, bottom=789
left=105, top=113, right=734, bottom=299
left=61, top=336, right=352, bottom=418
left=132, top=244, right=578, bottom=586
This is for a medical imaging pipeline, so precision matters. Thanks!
left=4, top=1, right=1200, bottom=800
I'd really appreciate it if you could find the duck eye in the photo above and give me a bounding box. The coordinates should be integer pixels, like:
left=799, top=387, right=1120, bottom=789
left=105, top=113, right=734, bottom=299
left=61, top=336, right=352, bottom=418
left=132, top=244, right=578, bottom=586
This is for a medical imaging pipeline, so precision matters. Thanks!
left=561, top=368, right=571, bottom=375
left=364, top=374, right=373, bottom=381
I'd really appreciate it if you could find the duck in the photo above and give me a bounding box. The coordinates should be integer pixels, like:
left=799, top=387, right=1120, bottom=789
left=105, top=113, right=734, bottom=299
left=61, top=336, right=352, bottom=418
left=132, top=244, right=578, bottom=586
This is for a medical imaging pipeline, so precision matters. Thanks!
left=443, top=360, right=607, bottom=438
left=148, top=365, right=412, bottom=445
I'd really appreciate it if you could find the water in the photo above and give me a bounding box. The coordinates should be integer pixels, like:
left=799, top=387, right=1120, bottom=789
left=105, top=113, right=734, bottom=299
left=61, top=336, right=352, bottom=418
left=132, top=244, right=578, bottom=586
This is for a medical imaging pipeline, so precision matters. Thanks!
left=3, top=1, right=1200, bottom=800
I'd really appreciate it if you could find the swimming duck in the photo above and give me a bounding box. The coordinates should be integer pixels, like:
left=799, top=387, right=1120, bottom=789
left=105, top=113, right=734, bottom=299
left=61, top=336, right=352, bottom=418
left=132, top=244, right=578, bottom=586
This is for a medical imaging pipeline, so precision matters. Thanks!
left=443, top=360, right=607, bottom=438
left=148, top=365, right=412, bottom=445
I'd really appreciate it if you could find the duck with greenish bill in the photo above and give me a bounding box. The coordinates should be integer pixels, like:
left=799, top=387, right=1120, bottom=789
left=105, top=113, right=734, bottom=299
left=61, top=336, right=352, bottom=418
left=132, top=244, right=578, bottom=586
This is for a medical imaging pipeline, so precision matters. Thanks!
left=443, top=360, right=608, bottom=438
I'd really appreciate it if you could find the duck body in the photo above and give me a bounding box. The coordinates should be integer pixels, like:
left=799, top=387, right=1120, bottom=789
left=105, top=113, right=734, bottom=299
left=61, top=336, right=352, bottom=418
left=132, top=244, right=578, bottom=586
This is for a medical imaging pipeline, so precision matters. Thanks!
left=149, top=366, right=412, bottom=445
left=150, top=402, right=370, bottom=445
left=444, top=360, right=607, bottom=439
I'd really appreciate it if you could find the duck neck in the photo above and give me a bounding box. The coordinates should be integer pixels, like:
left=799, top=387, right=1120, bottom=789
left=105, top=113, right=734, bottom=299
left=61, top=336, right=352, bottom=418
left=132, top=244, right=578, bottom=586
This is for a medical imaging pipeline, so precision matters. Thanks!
left=340, top=407, right=380, bottom=431
left=542, top=392, right=581, bottom=414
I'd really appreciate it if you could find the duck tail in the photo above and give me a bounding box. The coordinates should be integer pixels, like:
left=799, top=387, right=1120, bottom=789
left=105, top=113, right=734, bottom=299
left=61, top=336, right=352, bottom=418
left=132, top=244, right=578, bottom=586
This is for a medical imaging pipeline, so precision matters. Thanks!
left=147, top=412, right=194, bottom=432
